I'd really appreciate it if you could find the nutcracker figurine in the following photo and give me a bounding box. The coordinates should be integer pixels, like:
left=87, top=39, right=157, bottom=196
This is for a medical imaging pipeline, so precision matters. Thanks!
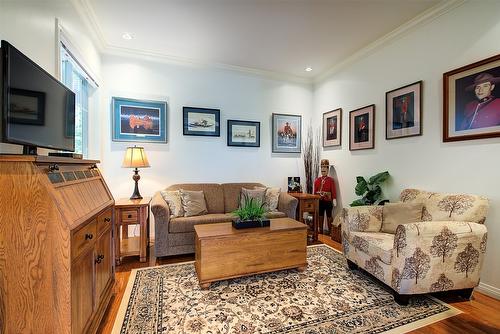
left=313, top=159, right=337, bottom=234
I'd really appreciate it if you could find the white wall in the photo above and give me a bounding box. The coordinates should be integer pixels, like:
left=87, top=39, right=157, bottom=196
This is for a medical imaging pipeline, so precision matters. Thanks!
left=100, top=54, right=313, bottom=204
left=0, top=0, right=101, bottom=156
left=314, top=1, right=500, bottom=298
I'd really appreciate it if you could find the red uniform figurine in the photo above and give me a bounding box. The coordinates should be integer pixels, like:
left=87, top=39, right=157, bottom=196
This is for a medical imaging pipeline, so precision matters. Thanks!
left=313, top=159, right=337, bottom=234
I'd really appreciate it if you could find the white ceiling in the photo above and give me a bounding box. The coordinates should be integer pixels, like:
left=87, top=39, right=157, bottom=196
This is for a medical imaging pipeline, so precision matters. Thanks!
left=81, top=0, right=445, bottom=80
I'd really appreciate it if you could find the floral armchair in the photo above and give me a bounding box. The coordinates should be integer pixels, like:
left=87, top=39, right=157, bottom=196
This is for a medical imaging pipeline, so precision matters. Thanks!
left=341, top=188, right=489, bottom=304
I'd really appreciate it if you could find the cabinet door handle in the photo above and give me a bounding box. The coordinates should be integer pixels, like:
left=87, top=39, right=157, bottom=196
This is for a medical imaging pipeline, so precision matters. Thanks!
left=95, top=256, right=102, bottom=264
left=104, top=217, right=111, bottom=222
left=85, top=233, right=93, bottom=240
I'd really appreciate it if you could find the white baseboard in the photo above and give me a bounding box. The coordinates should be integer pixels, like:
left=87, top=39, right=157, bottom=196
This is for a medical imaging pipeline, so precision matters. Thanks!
left=476, top=282, right=500, bottom=300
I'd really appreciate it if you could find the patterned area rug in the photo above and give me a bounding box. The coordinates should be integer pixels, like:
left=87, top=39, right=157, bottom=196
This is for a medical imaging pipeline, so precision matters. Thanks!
left=113, top=245, right=460, bottom=333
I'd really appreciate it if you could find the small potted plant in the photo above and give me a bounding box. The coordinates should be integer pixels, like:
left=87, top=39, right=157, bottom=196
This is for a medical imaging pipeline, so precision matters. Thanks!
left=232, top=194, right=270, bottom=229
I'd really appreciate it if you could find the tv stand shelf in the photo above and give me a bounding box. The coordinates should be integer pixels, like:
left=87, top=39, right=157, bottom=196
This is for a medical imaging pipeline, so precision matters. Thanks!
left=0, top=155, right=115, bottom=334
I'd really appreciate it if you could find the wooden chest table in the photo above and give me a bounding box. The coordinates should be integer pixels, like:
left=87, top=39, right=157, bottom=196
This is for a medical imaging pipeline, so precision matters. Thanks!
left=194, top=218, right=307, bottom=288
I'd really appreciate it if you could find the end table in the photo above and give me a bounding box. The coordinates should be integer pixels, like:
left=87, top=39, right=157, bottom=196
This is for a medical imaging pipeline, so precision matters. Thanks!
left=288, top=192, right=321, bottom=241
left=115, top=197, right=151, bottom=265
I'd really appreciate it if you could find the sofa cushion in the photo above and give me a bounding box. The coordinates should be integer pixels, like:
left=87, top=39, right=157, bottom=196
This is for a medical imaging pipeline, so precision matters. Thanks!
left=169, top=213, right=235, bottom=233
left=343, top=206, right=383, bottom=232
left=256, top=187, right=281, bottom=212
left=180, top=190, right=208, bottom=217
left=241, top=187, right=266, bottom=207
left=167, top=184, right=225, bottom=214
left=381, top=202, right=423, bottom=234
left=264, top=211, right=287, bottom=219
left=160, top=190, right=184, bottom=217
left=349, top=231, right=394, bottom=265
left=400, top=188, right=489, bottom=224
left=222, top=183, right=266, bottom=213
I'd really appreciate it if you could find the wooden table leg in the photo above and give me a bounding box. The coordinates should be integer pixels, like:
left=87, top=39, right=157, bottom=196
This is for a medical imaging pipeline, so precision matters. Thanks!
left=199, top=282, right=211, bottom=289
left=297, top=265, right=307, bottom=272
left=139, top=206, right=147, bottom=262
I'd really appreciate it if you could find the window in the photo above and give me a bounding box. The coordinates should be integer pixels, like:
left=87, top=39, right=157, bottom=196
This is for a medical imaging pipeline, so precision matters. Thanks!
left=59, top=43, right=95, bottom=156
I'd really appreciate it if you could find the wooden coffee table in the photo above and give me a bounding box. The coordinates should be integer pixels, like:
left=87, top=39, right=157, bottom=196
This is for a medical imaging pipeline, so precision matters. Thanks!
left=194, top=218, right=307, bottom=289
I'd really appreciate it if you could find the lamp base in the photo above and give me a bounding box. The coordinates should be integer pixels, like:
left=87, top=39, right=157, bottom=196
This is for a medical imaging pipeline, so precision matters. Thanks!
left=130, top=168, right=143, bottom=200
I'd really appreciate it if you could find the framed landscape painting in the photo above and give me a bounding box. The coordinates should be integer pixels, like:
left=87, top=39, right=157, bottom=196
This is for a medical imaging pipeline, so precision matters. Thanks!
left=272, top=113, right=302, bottom=153
left=227, top=120, right=260, bottom=147
left=183, top=107, right=220, bottom=137
left=349, top=104, right=375, bottom=151
left=386, top=81, right=422, bottom=140
left=443, top=54, right=500, bottom=142
left=112, top=97, right=167, bottom=143
left=322, top=108, right=342, bottom=147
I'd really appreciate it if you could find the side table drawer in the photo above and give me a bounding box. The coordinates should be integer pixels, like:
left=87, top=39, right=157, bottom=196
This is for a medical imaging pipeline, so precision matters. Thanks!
left=302, top=200, right=316, bottom=212
left=72, top=219, right=97, bottom=259
left=121, top=209, right=139, bottom=223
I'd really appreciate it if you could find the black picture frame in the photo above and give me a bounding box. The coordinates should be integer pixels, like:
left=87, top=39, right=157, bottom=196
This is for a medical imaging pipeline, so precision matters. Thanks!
left=227, top=119, right=260, bottom=147
left=183, top=107, right=220, bottom=137
left=385, top=81, right=423, bottom=140
left=9, top=88, right=45, bottom=125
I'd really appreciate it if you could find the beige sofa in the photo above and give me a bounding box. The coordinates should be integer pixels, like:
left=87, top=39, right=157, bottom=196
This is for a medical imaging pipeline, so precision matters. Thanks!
left=342, top=188, right=489, bottom=305
left=151, top=183, right=298, bottom=257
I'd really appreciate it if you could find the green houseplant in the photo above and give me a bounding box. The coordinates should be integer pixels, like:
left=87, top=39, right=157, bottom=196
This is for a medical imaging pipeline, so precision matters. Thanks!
left=232, top=194, right=270, bottom=229
left=351, top=171, right=390, bottom=206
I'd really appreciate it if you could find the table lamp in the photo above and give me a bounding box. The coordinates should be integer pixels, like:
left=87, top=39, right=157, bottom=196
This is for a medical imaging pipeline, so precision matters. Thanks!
left=122, top=145, right=150, bottom=200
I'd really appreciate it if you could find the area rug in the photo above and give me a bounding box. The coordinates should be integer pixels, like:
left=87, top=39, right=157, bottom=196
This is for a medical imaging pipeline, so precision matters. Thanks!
left=112, top=244, right=460, bottom=333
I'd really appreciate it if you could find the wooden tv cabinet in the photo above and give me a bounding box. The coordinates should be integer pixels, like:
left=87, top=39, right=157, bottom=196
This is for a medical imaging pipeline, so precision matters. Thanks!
left=0, top=155, right=115, bottom=334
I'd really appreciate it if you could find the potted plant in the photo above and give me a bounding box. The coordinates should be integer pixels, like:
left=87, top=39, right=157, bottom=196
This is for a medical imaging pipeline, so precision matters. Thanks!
left=351, top=171, right=390, bottom=206
left=232, top=194, right=270, bottom=229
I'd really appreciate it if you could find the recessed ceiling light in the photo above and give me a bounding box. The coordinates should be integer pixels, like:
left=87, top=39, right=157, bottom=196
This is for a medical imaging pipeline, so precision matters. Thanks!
left=122, top=32, right=134, bottom=40
left=305, top=67, right=313, bottom=72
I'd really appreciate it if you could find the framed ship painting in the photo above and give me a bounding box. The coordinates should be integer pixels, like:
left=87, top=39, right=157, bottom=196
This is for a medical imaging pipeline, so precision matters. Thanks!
left=183, top=107, right=220, bottom=137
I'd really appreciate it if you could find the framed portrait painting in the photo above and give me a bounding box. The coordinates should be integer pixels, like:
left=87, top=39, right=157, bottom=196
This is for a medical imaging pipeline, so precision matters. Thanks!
left=183, top=107, right=220, bottom=137
left=349, top=104, right=375, bottom=151
left=386, top=81, right=422, bottom=139
left=443, top=54, right=500, bottom=142
left=322, top=108, right=342, bottom=147
left=227, top=120, right=260, bottom=147
left=272, top=113, right=302, bottom=153
left=112, top=97, right=167, bottom=143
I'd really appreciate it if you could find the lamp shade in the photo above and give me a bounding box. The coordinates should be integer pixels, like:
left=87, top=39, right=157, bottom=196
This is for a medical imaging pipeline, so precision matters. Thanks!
left=122, top=146, right=150, bottom=168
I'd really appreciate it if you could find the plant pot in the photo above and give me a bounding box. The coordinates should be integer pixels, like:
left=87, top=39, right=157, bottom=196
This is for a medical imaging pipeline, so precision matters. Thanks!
left=232, top=219, right=270, bottom=229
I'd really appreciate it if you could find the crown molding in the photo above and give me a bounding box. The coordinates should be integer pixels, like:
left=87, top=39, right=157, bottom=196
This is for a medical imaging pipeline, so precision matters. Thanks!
left=69, top=0, right=107, bottom=51
left=313, top=0, right=467, bottom=84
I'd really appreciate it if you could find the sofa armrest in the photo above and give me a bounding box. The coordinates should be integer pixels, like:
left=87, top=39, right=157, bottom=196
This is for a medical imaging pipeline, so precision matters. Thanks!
left=341, top=206, right=383, bottom=233
left=391, top=221, right=487, bottom=293
left=151, top=191, right=171, bottom=222
left=278, top=192, right=298, bottom=219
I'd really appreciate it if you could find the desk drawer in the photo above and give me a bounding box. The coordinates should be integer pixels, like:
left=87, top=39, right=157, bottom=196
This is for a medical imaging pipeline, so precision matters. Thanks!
left=97, top=208, right=113, bottom=235
left=121, top=209, right=138, bottom=223
left=72, top=219, right=97, bottom=259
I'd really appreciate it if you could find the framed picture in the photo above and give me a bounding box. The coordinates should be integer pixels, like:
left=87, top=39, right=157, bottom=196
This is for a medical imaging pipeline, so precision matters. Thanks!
left=112, top=97, right=167, bottom=143
left=9, top=88, right=45, bottom=125
left=386, top=81, right=422, bottom=139
left=183, top=107, right=220, bottom=137
left=349, top=104, right=375, bottom=151
left=287, top=177, right=301, bottom=192
left=272, top=113, right=302, bottom=153
left=227, top=120, right=260, bottom=147
left=322, top=108, right=342, bottom=147
left=443, top=54, right=500, bottom=142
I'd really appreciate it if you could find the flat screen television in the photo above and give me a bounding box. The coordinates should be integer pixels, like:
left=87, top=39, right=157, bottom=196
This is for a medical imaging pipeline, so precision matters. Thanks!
left=1, top=40, right=75, bottom=154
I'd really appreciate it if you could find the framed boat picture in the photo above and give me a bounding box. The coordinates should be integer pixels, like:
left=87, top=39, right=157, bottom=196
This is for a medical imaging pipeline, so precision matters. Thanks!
left=183, top=107, right=220, bottom=137
left=272, top=113, right=302, bottom=153
left=112, top=97, right=167, bottom=143
left=349, top=104, right=375, bottom=151
left=323, top=108, right=342, bottom=147
left=227, top=120, right=260, bottom=147
left=386, top=81, right=422, bottom=140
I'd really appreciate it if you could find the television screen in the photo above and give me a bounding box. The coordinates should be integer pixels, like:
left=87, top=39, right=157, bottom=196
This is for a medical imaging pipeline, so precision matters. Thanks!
left=1, top=41, right=75, bottom=152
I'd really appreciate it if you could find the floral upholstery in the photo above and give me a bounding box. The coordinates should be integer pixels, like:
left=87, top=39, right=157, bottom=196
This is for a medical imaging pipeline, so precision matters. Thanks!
left=342, top=189, right=489, bottom=296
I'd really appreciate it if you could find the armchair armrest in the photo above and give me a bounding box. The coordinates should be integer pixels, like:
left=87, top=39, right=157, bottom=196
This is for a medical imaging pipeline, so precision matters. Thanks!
left=391, top=221, right=487, bottom=293
left=341, top=206, right=383, bottom=233
left=278, top=192, right=298, bottom=219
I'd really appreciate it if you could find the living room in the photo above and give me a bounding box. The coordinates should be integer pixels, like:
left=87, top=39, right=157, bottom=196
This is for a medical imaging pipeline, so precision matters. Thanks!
left=0, top=0, right=499, bottom=333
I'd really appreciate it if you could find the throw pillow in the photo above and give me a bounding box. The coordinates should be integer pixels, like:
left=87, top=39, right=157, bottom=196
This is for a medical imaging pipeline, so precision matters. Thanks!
left=160, top=190, right=185, bottom=218
left=262, top=187, right=281, bottom=212
left=381, top=202, right=424, bottom=234
left=180, top=189, right=208, bottom=217
left=240, top=187, right=266, bottom=208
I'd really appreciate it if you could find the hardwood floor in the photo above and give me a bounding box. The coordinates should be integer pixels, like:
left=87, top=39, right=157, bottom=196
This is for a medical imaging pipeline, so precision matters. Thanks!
left=98, top=234, right=500, bottom=333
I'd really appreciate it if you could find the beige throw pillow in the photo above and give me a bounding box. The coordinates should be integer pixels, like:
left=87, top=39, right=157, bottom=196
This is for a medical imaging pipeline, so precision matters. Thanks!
left=381, top=202, right=424, bottom=234
left=180, top=189, right=208, bottom=217
left=261, top=187, right=281, bottom=212
left=240, top=187, right=266, bottom=208
left=160, top=190, right=185, bottom=218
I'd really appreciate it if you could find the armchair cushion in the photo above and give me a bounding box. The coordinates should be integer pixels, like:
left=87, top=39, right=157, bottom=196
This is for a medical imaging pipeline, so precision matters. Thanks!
left=342, top=206, right=383, bottom=232
left=381, top=202, right=423, bottom=234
